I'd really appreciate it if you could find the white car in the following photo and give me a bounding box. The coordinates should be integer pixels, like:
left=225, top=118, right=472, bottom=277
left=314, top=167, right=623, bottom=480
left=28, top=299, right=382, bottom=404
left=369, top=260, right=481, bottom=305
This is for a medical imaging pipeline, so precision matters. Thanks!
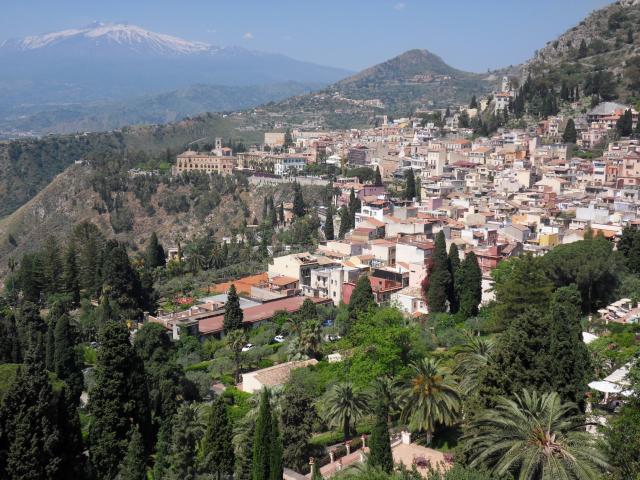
left=273, top=335, right=285, bottom=343
left=241, top=343, right=254, bottom=352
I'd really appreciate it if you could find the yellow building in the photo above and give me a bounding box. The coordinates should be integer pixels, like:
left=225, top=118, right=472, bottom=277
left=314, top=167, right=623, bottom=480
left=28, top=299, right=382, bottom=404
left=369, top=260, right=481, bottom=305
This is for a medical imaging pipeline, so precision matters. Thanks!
left=539, top=233, right=560, bottom=247
left=174, top=150, right=236, bottom=176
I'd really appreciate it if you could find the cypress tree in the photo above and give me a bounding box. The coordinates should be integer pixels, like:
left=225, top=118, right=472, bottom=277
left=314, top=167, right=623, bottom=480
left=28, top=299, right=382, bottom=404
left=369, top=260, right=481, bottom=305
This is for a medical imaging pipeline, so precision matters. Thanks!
left=562, top=118, right=577, bottom=143
left=0, top=346, right=61, bottom=480
left=117, top=426, right=147, bottom=480
left=280, top=384, right=316, bottom=472
left=100, top=240, right=144, bottom=320
left=348, top=188, right=361, bottom=226
left=252, top=389, right=278, bottom=480
left=278, top=202, right=285, bottom=225
left=616, top=109, right=634, bottom=137
left=470, top=95, right=478, bottom=109
left=42, top=235, right=63, bottom=297
left=324, top=207, right=335, bottom=241
left=548, top=285, right=591, bottom=409
left=89, top=321, right=151, bottom=480
left=153, top=422, right=171, bottom=480
left=578, top=39, right=588, bottom=58
left=404, top=169, right=416, bottom=200
left=269, top=412, right=283, bottom=480
left=427, top=231, right=451, bottom=313
left=348, top=275, right=374, bottom=317
left=0, top=311, right=21, bottom=363
left=292, top=183, right=305, bottom=218
left=447, top=243, right=461, bottom=314
left=144, top=232, right=166, bottom=270
left=457, top=252, right=483, bottom=319
left=61, top=242, right=81, bottom=306
left=223, top=284, right=243, bottom=333
left=374, top=166, right=383, bottom=186
left=56, top=387, right=87, bottom=480
left=338, top=205, right=351, bottom=239
left=167, top=405, right=202, bottom=480
left=201, top=397, right=235, bottom=480
left=53, top=314, right=84, bottom=404
left=368, top=400, right=393, bottom=473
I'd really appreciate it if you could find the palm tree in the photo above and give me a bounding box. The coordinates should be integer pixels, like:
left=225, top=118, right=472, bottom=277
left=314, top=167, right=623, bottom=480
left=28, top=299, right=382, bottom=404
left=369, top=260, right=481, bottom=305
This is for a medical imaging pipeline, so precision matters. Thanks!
left=298, top=320, right=322, bottom=358
left=225, top=329, right=247, bottom=384
left=371, top=376, right=402, bottom=425
left=454, top=335, right=495, bottom=395
left=285, top=313, right=305, bottom=338
left=463, top=390, right=609, bottom=480
left=322, top=382, right=369, bottom=440
left=400, top=357, right=461, bottom=444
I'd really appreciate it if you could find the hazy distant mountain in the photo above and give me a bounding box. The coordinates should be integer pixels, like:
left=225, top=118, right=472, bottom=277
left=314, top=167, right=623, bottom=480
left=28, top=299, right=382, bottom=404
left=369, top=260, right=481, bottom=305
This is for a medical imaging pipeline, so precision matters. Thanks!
left=0, top=22, right=350, bottom=133
left=0, top=82, right=322, bottom=134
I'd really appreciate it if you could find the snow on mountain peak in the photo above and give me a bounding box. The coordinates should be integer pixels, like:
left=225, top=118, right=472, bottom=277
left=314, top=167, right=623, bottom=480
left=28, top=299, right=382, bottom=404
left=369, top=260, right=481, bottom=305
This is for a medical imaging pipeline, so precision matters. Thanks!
left=7, top=22, right=213, bottom=55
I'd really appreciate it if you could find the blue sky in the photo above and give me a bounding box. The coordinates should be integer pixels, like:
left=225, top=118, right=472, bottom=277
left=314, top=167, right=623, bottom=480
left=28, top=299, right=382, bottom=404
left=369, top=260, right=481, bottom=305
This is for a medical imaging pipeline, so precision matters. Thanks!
left=1, top=0, right=612, bottom=72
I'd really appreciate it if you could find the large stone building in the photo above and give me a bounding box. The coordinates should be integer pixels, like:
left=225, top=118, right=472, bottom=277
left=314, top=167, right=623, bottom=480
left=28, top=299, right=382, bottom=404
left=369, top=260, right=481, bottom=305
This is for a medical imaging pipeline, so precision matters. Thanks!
left=173, top=150, right=236, bottom=176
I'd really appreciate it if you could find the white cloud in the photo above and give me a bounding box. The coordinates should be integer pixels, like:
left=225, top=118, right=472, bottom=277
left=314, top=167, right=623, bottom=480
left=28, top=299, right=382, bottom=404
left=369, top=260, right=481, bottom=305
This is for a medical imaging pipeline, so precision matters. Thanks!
left=393, top=2, right=406, bottom=10
left=243, top=32, right=254, bottom=40
left=207, top=28, right=217, bottom=34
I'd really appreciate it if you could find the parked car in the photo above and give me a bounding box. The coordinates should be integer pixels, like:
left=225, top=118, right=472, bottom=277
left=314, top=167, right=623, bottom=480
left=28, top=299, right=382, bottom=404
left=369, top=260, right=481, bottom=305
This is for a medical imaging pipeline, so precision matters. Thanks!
left=326, top=334, right=341, bottom=342
left=241, top=343, right=254, bottom=352
left=322, top=318, right=334, bottom=327
left=273, top=335, right=286, bottom=343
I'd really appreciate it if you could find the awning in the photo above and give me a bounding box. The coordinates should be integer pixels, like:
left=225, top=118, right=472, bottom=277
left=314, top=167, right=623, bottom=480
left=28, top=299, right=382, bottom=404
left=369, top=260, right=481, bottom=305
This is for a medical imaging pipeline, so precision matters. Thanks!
left=588, top=381, right=622, bottom=393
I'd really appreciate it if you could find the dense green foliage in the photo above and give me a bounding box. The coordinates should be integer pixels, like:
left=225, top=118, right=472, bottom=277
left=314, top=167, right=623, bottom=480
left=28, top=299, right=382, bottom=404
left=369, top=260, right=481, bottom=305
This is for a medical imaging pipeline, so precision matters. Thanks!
left=427, top=231, right=451, bottom=313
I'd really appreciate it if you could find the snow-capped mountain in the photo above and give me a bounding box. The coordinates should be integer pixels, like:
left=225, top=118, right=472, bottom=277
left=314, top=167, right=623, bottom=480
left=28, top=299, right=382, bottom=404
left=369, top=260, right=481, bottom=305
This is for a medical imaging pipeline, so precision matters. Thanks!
left=1, top=22, right=213, bottom=56
left=0, top=23, right=351, bottom=133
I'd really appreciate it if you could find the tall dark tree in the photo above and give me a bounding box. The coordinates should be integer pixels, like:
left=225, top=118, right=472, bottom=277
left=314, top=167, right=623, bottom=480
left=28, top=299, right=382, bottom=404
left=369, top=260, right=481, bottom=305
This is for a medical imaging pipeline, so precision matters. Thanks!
left=42, top=235, right=63, bottom=297
left=470, top=95, right=478, bottom=109
left=481, top=308, right=552, bottom=405
left=280, top=384, right=317, bottom=472
left=252, top=389, right=283, bottom=480
left=562, top=118, right=577, bottom=143
left=404, top=169, right=416, bottom=200
left=201, top=397, right=235, bottom=480
left=144, top=232, right=166, bottom=270
left=278, top=202, right=285, bottom=225
left=167, top=405, right=202, bottom=480
left=0, top=347, right=61, bottom=480
left=292, top=183, right=306, bottom=218
left=617, top=109, right=634, bottom=136
left=116, top=426, right=147, bottom=480
left=324, top=207, right=335, bottom=241
left=348, top=188, right=361, bottom=226
left=153, top=422, right=171, bottom=480
left=368, top=400, right=394, bottom=473
left=348, top=275, right=375, bottom=323
left=53, top=314, right=84, bottom=403
left=338, top=205, right=351, bottom=239
left=61, top=243, right=81, bottom=306
left=223, top=284, right=244, bottom=333
left=577, top=39, right=588, bottom=58
left=89, top=321, right=151, bottom=480
left=447, top=243, right=461, bottom=314
left=457, top=252, right=483, bottom=319
left=548, top=285, right=591, bottom=409
left=56, top=387, right=87, bottom=480
left=492, top=255, right=553, bottom=330
left=0, top=311, right=21, bottom=363
left=100, top=240, right=145, bottom=320
left=427, top=231, right=451, bottom=313
left=374, top=166, right=383, bottom=186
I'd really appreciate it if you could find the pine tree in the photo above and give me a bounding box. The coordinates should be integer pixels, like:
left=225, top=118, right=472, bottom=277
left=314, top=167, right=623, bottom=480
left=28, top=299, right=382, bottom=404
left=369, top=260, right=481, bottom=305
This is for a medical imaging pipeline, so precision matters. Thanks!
left=89, top=321, right=151, bottom=480
left=201, top=397, right=235, bottom=480
left=100, top=240, right=145, bottom=320
left=117, top=426, right=147, bottom=480
left=562, top=118, right=577, bottom=143
left=56, top=387, right=87, bottom=480
left=0, top=312, right=21, bottom=363
left=368, top=400, right=393, bottom=473
left=374, top=166, right=383, bottom=186
left=253, top=389, right=278, bottom=480
left=457, top=252, right=483, bottom=319
left=42, top=235, right=63, bottom=296
left=548, top=285, right=591, bottom=409
left=223, top=284, right=244, bottom=333
left=404, top=169, right=416, bottom=200
left=144, top=232, right=166, bottom=270
left=292, top=183, right=305, bottom=218
left=338, top=205, right=351, bottom=239
left=53, top=314, right=84, bottom=403
left=447, top=243, right=461, bottom=314
left=61, top=243, right=81, bottom=306
left=427, top=231, right=451, bottom=313
left=324, top=207, right=335, bottom=241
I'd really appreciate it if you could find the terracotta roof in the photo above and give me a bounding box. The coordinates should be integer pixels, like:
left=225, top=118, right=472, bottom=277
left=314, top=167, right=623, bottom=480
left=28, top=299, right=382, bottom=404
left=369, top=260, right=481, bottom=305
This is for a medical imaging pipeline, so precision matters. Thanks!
left=270, top=276, right=298, bottom=287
